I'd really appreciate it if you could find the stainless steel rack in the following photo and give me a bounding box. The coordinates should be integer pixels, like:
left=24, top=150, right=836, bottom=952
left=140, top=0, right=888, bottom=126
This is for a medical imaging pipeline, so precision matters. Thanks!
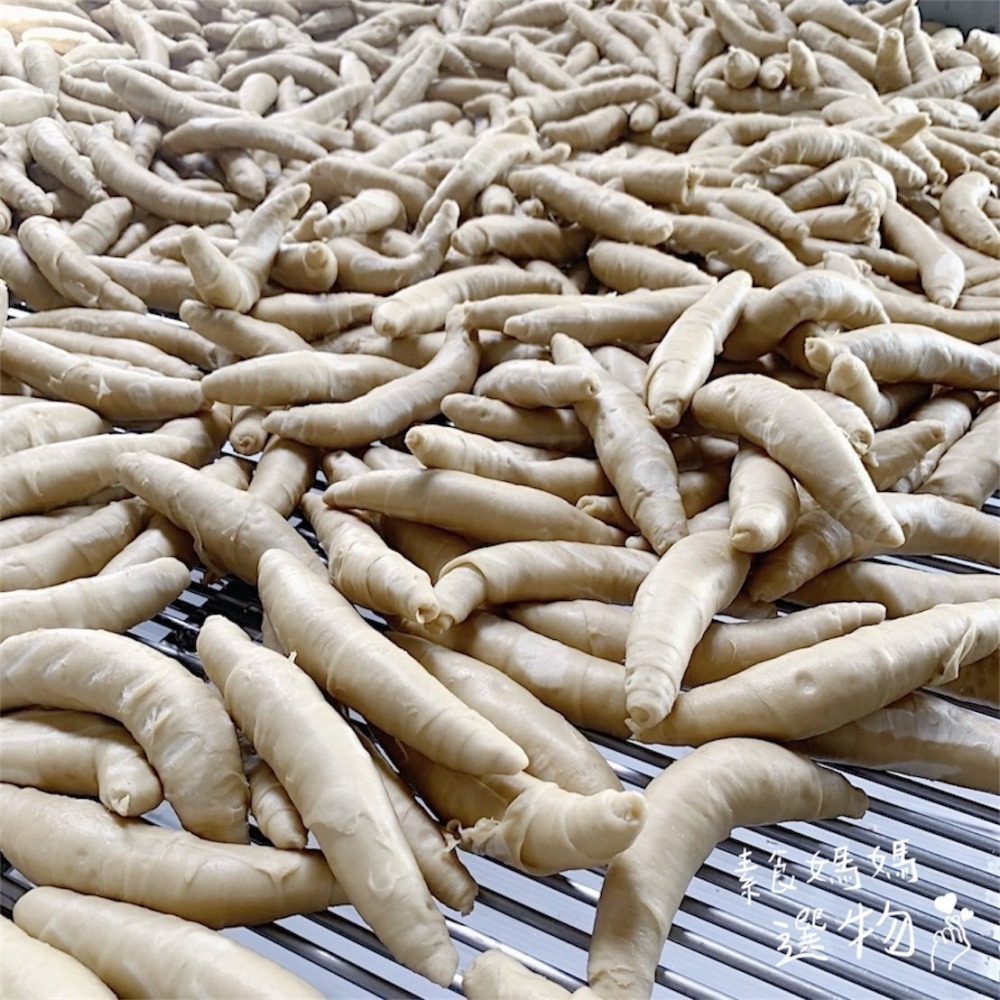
left=3, top=495, right=997, bottom=999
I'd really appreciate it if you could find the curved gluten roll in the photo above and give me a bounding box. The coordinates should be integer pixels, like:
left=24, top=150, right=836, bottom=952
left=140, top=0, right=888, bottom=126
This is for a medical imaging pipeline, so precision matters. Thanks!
left=371, top=265, right=554, bottom=339
left=881, top=201, right=965, bottom=307
left=100, top=458, right=251, bottom=574
left=939, top=171, right=1000, bottom=258
left=115, top=451, right=326, bottom=584
left=726, top=443, right=800, bottom=553
left=196, top=615, right=459, bottom=987
left=0, top=399, right=108, bottom=456
left=823, top=353, right=931, bottom=429
left=691, top=374, right=904, bottom=547
left=301, top=491, right=440, bottom=626
left=506, top=599, right=634, bottom=661
left=668, top=213, right=807, bottom=287
left=507, top=164, right=674, bottom=246
left=1, top=914, right=116, bottom=1000
left=0, top=629, right=248, bottom=843
left=863, top=420, right=948, bottom=491
left=17, top=216, right=144, bottom=313
left=0, top=431, right=196, bottom=519
left=0, top=329, right=205, bottom=422
left=684, top=602, right=888, bottom=685
left=422, top=610, right=630, bottom=738
left=257, top=548, right=529, bottom=777
left=459, top=773, right=647, bottom=878
left=917, top=401, right=999, bottom=508
left=625, top=529, right=752, bottom=733
left=805, top=323, right=1000, bottom=390
left=24, top=118, right=105, bottom=204
left=452, top=217, right=589, bottom=264
left=0, top=708, right=162, bottom=818
left=551, top=332, right=688, bottom=554
left=723, top=270, right=889, bottom=362
left=415, top=124, right=542, bottom=231
left=431, top=541, right=657, bottom=632
left=405, top=423, right=612, bottom=504
left=787, top=692, right=1000, bottom=795
left=200, top=350, right=415, bottom=408
left=380, top=735, right=646, bottom=878
left=441, top=391, right=593, bottom=453
left=7, top=307, right=228, bottom=371
left=324, top=468, right=626, bottom=547
left=509, top=600, right=887, bottom=686
left=589, top=740, right=868, bottom=1000
left=263, top=322, right=480, bottom=449
left=245, top=438, right=319, bottom=520
left=0, top=498, right=149, bottom=592
left=787, top=561, right=1000, bottom=617
left=0, top=505, right=104, bottom=551
left=14, top=887, right=326, bottom=1000
left=0, top=784, right=347, bottom=927
left=644, top=270, right=752, bottom=429
left=464, top=949, right=600, bottom=1000
left=473, top=358, right=601, bottom=408
left=242, top=750, right=308, bottom=851
left=87, top=128, right=233, bottom=226
left=392, top=633, right=621, bottom=795
left=317, top=188, right=406, bottom=240
left=181, top=183, right=311, bottom=313
left=750, top=493, right=1000, bottom=601
left=355, top=728, right=478, bottom=916
left=322, top=231, right=441, bottom=296
left=733, top=126, right=926, bottom=190
left=636, top=601, right=999, bottom=746
left=502, top=288, right=707, bottom=347
left=892, top=390, right=979, bottom=493
left=180, top=300, right=314, bottom=357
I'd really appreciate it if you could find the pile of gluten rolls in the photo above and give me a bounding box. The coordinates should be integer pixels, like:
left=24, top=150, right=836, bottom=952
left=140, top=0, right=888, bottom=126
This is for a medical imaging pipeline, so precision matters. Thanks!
left=0, top=0, right=998, bottom=997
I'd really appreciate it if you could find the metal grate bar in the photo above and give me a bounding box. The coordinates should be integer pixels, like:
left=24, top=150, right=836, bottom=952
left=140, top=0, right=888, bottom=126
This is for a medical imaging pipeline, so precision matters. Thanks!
left=701, top=849, right=997, bottom=993
left=542, top=848, right=996, bottom=997
left=248, top=923, right=421, bottom=1000
left=663, top=925, right=835, bottom=1000
left=815, top=821, right=1000, bottom=906
left=746, top=825, right=1000, bottom=927
left=824, top=803, right=998, bottom=856
left=709, top=841, right=997, bottom=959
left=303, top=910, right=465, bottom=996
left=540, top=870, right=924, bottom=1000
left=1, top=872, right=28, bottom=913
left=445, top=921, right=587, bottom=994
left=835, top=768, right=998, bottom=825
left=687, top=870, right=948, bottom=1000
